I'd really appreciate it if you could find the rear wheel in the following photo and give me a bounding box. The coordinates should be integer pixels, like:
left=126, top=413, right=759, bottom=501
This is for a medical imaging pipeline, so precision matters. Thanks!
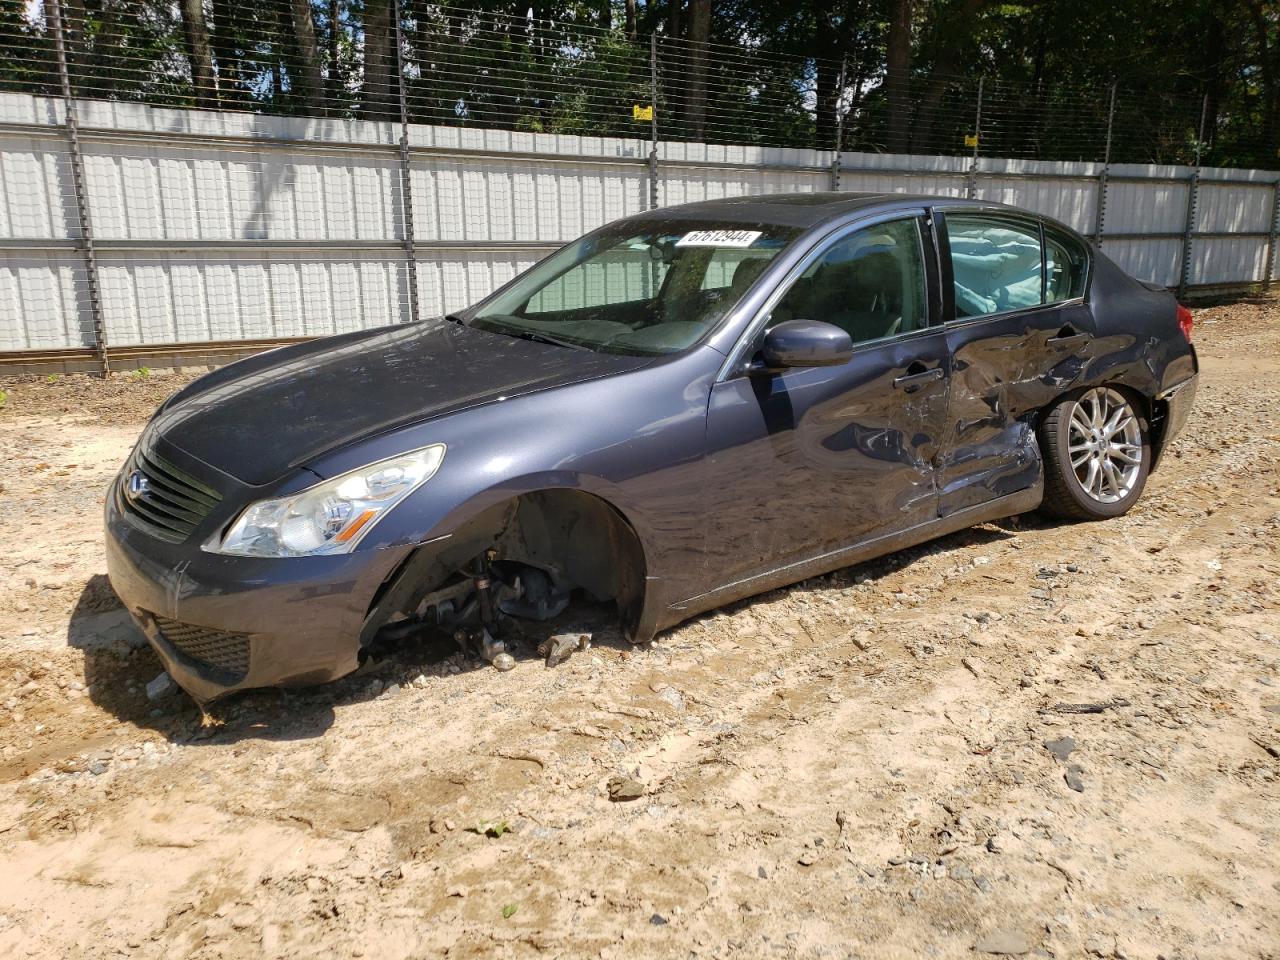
left=1039, top=386, right=1150, bottom=521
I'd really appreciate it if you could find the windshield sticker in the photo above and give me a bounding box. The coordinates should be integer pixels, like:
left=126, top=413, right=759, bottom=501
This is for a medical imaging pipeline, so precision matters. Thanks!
left=675, top=229, right=764, bottom=248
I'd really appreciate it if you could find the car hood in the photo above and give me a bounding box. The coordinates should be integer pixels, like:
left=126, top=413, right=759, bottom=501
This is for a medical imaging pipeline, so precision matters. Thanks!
left=150, top=320, right=652, bottom=485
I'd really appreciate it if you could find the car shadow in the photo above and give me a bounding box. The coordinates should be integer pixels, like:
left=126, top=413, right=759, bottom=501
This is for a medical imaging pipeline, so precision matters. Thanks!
left=66, top=514, right=1039, bottom=744
left=66, top=575, right=342, bottom=746
left=63, top=578, right=624, bottom=748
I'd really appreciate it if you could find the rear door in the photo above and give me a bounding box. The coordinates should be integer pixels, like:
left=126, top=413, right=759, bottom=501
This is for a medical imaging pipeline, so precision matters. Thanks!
left=699, top=213, right=952, bottom=585
left=936, top=211, right=1094, bottom=517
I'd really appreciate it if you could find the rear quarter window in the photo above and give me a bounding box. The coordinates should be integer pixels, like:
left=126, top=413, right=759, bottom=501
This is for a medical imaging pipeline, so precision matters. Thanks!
left=1044, top=227, right=1089, bottom=303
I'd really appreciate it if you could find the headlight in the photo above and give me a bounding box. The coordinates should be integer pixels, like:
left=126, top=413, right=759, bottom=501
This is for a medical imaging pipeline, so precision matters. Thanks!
left=208, top=445, right=445, bottom=557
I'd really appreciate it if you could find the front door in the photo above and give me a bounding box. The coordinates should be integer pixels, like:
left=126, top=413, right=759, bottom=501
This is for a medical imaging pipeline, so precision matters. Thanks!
left=699, top=214, right=952, bottom=587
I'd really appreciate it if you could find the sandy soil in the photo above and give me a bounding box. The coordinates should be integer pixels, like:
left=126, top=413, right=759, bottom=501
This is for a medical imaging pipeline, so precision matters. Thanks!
left=0, top=303, right=1277, bottom=960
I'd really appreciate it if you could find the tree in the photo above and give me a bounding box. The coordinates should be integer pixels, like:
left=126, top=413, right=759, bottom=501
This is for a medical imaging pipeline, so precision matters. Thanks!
left=181, top=0, right=218, bottom=108
left=289, top=0, right=326, bottom=113
left=2, top=0, right=1276, bottom=167
left=362, top=0, right=397, bottom=120
left=685, top=0, right=710, bottom=139
left=885, top=0, right=912, bottom=152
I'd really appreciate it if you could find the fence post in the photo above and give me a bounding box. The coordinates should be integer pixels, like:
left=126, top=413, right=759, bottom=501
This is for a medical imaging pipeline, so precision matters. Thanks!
left=1092, top=83, right=1116, bottom=249
left=1265, top=179, right=1280, bottom=286
left=1177, top=94, right=1208, bottom=299
left=394, top=0, right=420, bottom=324
left=48, top=0, right=109, bottom=375
left=967, top=78, right=983, bottom=200
left=649, top=32, right=660, bottom=210
left=830, top=56, right=847, bottom=191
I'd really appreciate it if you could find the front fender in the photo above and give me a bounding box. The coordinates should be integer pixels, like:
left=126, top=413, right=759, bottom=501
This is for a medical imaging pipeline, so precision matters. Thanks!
left=392, top=469, right=654, bottom=554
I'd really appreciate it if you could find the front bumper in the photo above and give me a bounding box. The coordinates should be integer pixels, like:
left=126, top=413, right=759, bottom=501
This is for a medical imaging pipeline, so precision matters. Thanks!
left=105, top=486, right=411, bottom=703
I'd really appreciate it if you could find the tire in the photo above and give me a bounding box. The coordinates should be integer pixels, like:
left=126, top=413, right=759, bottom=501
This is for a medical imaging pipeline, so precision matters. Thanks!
left=1038, top=385, right=1151, bottom=521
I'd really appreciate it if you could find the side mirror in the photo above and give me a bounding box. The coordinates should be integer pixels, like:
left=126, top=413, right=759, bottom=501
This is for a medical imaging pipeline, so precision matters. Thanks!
left=758, top=319, right=853, bottom=370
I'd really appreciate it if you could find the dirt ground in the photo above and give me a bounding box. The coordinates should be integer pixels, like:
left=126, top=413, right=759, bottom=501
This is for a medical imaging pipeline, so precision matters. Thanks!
left=0, top=301, right=1277, bottom=960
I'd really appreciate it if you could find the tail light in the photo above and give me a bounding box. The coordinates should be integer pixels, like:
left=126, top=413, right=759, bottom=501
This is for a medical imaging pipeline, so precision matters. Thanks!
left=1176, top=303, right=1194, bottom=343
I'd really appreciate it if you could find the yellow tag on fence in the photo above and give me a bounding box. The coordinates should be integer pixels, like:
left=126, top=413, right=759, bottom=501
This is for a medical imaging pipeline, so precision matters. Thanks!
left=633, top=104, right=654, bottom=121
left=964, top=134, right=979, bottom=148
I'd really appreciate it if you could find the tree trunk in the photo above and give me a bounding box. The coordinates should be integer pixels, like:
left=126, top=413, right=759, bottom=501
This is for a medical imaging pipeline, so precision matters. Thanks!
left=181, top=0, right=219, bottom=109
left=667, top=0, right=681, bottom=39
left=600, top=0, right=612, bottom=31
left=289, top=0, right=325, bottom=114
left=685, top=0, right=710, bottom=140
left=885, top=0, right=912, bottom=153
left=625, top=0, right=637, bottom=39
left=361, top=0, right=396, bottom=120
left=327, top=0, right=342, bottom=108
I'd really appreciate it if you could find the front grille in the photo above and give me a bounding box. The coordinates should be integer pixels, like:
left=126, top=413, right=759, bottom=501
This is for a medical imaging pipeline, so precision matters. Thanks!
left=153, top=614, right=251, bottom=682
left=118, top=444, right=221, bottom=544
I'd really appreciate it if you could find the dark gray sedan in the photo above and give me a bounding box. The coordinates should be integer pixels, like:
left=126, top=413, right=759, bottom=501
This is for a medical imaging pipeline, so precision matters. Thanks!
left=105, top=193, right=1198, bottom=702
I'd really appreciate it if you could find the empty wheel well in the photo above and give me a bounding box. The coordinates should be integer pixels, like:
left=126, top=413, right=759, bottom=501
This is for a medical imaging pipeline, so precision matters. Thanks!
left=361, top=489, right=648, bottom=644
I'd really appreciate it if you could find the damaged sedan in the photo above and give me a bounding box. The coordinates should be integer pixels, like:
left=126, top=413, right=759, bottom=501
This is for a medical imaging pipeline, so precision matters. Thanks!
left=105, top=193, right=1199, bottom=702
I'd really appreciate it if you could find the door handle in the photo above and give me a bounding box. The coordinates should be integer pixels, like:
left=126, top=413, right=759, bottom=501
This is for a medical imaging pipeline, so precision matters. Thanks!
left=893, top=365, right=944, bottom=391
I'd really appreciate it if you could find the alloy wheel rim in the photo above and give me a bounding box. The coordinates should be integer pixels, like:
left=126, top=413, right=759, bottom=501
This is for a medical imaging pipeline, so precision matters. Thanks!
left=1067, top=388, right=1142, bottom=504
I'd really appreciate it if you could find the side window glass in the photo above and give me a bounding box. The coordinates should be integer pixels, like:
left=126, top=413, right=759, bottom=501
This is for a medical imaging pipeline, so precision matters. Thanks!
left=768, top=217, right=928, bottom=345
left=947, top=216, right=1043, bottom=318
left=1045, top=229, right=1088, bottom=303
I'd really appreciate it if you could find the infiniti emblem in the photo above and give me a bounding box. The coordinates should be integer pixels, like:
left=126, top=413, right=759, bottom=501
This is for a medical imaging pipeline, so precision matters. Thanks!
left=126, top=470, right=150, bottom=501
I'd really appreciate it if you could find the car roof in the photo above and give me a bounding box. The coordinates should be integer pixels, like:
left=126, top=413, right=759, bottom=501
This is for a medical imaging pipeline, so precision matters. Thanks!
left=625, top=191, right=1035, bottom=230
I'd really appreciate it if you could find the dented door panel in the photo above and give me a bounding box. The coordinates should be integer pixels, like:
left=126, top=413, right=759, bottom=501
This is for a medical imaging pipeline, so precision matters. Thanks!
left=939, top=302, right=1094, bottom=515
left=700, top=330, right=951, bottom=585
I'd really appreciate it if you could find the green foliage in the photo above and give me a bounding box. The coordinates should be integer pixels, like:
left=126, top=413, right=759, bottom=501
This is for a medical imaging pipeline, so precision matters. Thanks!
left=501, top=903, right=518, bottom=919
left=0, top=389, right=7, bottom=409
left=132, top=367, right=151, bottom=379
left=1, top=0, right=1275, bottom=167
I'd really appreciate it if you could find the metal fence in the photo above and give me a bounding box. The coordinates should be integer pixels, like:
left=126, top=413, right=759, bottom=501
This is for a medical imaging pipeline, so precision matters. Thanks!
left=1, top=1, right=1279, bottom=373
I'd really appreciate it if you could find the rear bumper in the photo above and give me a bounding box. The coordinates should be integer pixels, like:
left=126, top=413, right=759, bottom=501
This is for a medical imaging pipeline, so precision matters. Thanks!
left=1153, top=371, right=1198, bottom=469
left=105, top=489, right=411, bottom=703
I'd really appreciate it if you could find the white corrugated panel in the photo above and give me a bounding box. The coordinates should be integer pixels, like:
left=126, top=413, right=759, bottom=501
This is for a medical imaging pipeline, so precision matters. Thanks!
left=1190, top=236, right=1269, bottom=285
left=1104, top=177, right=1190, bottom=235
left=1196, top=181, right=1272, bottom=234
left=416, top=251, right=543, bottom=317
left=0, top=136, right=76, bottom=239
left=412, top=157, right=646, bottom=243
left=1101, top=238, right=1182, bottom=287
left=977, top=177, right=1097, bottom=232
left=659, top=167, right=827, bottom=207
left=0, top=253, right=92, bottom=348
left=839, top=170, right=968, bottom=197
left=95, top=254, right=412, bottom=345
left=80, top=144, right=403, bottom=242
left=4, top=96, right=1280, bottom=354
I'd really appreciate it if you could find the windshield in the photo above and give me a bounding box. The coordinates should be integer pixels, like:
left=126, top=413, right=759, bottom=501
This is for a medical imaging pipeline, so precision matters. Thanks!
left=463, top=219, right=802, bottom=356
